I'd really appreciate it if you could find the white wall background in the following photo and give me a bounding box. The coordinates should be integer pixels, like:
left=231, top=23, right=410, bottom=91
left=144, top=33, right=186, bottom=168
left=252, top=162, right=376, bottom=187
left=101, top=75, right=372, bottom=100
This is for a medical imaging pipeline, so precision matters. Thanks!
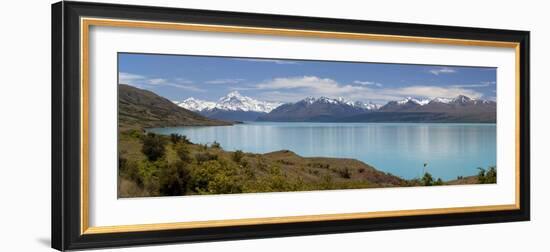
left=0, top=0, right=547, bottom=251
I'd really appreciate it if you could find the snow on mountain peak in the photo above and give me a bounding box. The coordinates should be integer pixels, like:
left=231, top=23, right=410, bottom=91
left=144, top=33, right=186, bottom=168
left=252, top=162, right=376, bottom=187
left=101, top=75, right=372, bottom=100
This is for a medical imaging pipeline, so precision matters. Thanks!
left=454, top=95, right=473, bottom=103
left=431, top=97, right=453, bottom=104
left=225, top=91, right=243, bottom=98
left=302, top=97, right=317, bottom=104
left=317, top=96, right=340, bottom=104
left=397, top=97, right=431, bottom=106
left=336, top=97, right=355, bottom=106
left=177, top=97, right=216, bottom=111
left=176, top=92, right=282, bottom=113
left=395, top=95, right=492, bottom=106
left=217, top=92, right=282, bottom=112
left=175, top=94, right=492, bottom=114
left=296, top=96, right=381, bottom=110
left=354, top=101, right=381, bottom=110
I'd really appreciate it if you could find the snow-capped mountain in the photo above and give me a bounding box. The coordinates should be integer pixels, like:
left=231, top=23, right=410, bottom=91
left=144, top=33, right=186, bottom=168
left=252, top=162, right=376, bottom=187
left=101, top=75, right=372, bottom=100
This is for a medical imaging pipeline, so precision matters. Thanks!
left=378, top=94, right=495, bottom=116
left=430, top=97, right=454, bottom=104
left=396, top=97, right=431, bottom=106
left=175, top=93, right=495, bottom=123
left=174, top=91, right=283, bottom=121
left=257, top=96, right=378, bottom=122
left=176, top=91, right=281, bottom=113
left=353, top=101, right=381, bottom=110
left=335, top=97, right=381, bottom=110
left=214, top=91, right=282, bottom=113
left=176, top=97, right=216, bottom=111
left=259, top=94, right=496, bottom=123
left=297, top=96, right=380, bottom=110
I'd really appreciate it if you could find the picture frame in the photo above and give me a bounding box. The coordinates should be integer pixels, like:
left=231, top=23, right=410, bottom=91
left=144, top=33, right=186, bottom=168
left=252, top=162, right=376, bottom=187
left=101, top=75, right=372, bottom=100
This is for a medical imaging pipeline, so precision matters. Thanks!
left=52, top=1, right=530, bottom=250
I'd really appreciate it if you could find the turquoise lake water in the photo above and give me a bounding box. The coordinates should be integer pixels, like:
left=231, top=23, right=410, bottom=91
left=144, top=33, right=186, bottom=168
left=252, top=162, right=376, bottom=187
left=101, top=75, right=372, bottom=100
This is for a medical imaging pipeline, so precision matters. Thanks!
left=149, top=122, right=496, bottom=180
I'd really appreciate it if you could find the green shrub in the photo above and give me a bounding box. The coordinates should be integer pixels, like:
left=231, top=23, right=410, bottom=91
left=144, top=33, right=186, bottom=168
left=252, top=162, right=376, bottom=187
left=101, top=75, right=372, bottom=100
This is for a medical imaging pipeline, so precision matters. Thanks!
left=421, top=172, right=434, bottom=186
left=190, top=160, right=243, bottom=194
left=118, top=156, right=128, bottom=175
left=264, top=166, right=291, bottom=191
left=232, top=150, right=245, bottom=163
left=194, top=152, right=218, bottom=164
left=141, top=133, right=166, bottom=161
left=336, top=167, right=352, bottom=179
left=127, top=129, right=143, bottom=139
left=477, top=167, right=486, bottom=183
left=485, top=166, right=497, bottom=183
left=119, top=156, right=142, bottom=186
left=434, top=178, right=444, bottom=186
left=170, top=133, right=182, bottom=144
left=211, top=141, right=221, bottom=149
left=137, top=160, right=164, bottom=195
left=256, top=157, right=268, bottom=171
left=174, top=142, right=192, bottom=163
left=321, top=173, right=333, bottom=189
left=478, top=166, right=497, bottom=184
left=159, top=161, right=191, bottom=196
left=170, top=133, right=191, bottom=144
left=242, top=161, right=255, bottom=179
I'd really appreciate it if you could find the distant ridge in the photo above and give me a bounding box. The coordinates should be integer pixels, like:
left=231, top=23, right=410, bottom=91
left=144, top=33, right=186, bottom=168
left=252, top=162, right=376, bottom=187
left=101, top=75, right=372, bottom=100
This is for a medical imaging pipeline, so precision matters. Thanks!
left=258, top=95, right=496, bottom=123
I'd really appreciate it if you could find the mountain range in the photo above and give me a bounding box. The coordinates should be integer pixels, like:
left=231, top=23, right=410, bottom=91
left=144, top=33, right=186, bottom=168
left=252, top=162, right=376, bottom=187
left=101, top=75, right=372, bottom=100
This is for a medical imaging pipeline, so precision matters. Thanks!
left=174, top=91, right=496, bottom=123
left=256, top=96, right=379, bottom=122
left=259, top=95, right=495, bottom=123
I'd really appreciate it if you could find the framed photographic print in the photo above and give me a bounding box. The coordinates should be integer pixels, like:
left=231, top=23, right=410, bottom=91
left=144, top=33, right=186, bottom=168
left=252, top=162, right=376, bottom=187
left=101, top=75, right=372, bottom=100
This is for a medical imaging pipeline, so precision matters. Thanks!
left=52, top=1, right=530, bottom=250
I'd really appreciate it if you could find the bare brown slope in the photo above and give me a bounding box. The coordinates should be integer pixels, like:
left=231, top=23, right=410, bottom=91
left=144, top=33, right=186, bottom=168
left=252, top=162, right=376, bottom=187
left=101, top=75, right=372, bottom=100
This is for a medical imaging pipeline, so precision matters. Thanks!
left=118, top=84, right=232, bottom=130
left=260, top=150, right=405, bottom=187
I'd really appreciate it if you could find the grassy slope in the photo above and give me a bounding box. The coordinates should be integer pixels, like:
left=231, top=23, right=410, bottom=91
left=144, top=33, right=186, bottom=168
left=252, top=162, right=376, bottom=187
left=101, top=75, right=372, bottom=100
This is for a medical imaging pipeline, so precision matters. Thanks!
left=118, top=131, right=409, bottom=197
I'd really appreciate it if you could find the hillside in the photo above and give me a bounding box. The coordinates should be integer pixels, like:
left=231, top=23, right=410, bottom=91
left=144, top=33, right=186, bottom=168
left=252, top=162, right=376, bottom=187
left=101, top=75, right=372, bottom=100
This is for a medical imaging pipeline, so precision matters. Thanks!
left=118, top=84, right=232, bottom=130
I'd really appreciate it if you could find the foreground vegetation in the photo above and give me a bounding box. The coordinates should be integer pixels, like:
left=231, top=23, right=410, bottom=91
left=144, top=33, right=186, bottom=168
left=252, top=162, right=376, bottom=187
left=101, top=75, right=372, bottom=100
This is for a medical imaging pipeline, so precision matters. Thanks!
left=117, top=130, right=407, bottom=197
left=118, top=129, right=496, bottom=197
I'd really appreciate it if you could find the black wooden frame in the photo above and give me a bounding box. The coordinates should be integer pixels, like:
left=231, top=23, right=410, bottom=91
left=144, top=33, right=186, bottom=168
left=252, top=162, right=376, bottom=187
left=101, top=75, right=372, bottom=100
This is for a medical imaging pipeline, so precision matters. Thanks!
left=52, top=1, right=530, bottom=251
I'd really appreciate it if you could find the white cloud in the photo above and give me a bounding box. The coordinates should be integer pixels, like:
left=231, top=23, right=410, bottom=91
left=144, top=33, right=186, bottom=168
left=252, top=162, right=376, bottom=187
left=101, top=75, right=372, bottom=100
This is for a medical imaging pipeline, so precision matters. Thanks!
left=205, top=78, right=245, bottom=84
left=384, top=85, right=483, bottom=99
left=118, top=72, right=205, bottom=92
left=119, top=72, right=145, bottom=84
left=254, top=76, right=398, bottom=103
left=253, top=75, right=484, bottom=104
left=429, top=67, right=457, bottom=75
left=353, top=80, right=383, bottom=87
left=147, top=78, right=167, bottom=85
left=234, top=58, right=299, bottom=65
left=450, top=84, right=489, bottom=88
left=164, top=84, right=205, bottom=92
left=449, top=81, right=496, bottom=88
left=256, top=76, right=368, bottom=96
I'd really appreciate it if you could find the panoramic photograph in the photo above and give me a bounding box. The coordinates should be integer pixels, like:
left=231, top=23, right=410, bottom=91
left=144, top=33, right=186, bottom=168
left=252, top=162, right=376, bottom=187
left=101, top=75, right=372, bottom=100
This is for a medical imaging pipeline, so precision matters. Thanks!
left=117, top=53, right=497, bottom=198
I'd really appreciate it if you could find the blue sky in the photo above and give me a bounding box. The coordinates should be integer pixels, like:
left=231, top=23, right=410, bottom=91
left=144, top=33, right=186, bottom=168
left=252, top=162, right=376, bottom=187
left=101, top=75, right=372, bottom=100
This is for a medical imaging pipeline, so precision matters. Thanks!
left=118, top=53, right=496, bottom=104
